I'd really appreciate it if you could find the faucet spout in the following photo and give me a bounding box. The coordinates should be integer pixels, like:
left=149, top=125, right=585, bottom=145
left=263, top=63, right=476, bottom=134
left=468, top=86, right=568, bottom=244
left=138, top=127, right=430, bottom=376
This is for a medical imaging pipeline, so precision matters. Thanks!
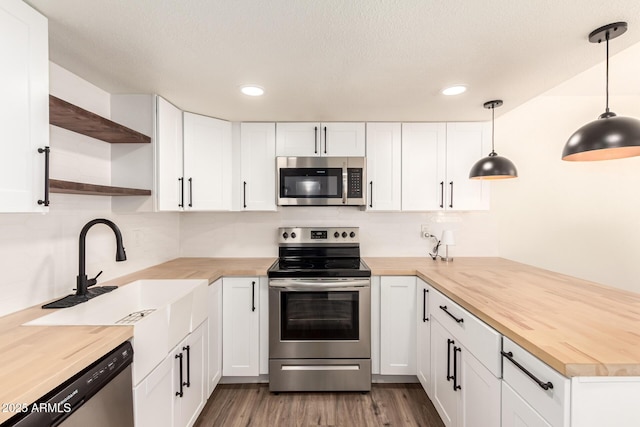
left=77, top=218, right=127, bottom=296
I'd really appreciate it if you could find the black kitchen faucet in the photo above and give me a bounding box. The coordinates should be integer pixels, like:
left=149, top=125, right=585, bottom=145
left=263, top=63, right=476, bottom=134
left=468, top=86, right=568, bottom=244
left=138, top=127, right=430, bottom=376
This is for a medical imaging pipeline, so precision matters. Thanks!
left=42, top=218, right=127, bottom=309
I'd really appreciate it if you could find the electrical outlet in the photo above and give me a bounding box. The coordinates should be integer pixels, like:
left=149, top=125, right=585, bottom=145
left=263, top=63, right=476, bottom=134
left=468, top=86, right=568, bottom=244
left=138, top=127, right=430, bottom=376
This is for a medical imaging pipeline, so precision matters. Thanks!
left=421, top=225, right=431, bottom=239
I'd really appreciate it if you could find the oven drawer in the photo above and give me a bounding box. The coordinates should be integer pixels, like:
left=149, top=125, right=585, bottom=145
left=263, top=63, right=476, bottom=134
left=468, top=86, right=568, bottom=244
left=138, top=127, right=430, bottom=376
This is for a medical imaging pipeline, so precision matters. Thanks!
left=269, top=358, right=371, bottom=392
left=429, top=288, right=501, bottom=377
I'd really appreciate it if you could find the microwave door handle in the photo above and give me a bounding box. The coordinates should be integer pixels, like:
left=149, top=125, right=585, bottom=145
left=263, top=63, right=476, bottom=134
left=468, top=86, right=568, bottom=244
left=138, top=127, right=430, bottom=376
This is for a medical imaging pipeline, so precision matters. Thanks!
left=342, top=163, right=348, bottom=204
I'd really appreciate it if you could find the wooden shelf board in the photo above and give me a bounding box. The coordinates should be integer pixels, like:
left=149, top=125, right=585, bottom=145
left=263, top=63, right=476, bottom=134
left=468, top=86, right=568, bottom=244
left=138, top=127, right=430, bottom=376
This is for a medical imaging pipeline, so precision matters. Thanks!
left=49, top=179, right=151, bottom=196
left=49, top=95, right=151, bottom=144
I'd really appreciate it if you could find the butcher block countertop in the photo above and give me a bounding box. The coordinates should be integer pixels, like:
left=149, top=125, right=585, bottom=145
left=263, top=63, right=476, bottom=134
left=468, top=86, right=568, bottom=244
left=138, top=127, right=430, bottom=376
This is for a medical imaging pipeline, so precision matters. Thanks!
left=0, top=257, right=275, bottom=423
left=1, top=256, right=639, bottom=422
left=364, top=257, right=640, bottom=378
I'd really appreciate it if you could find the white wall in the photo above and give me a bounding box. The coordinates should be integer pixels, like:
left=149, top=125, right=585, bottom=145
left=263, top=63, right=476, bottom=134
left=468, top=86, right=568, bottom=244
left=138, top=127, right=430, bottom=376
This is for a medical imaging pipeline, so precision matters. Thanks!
left=493, top=42, right=640, bottom=293
left=0, top=64, right=179, bottom=316
left=180, top=209, right=498, bottom=258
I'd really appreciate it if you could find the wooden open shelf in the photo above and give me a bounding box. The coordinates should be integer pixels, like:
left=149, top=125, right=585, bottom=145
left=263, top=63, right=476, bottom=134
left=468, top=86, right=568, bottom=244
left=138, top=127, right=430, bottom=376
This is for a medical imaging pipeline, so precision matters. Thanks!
left=49, top=179, right=151, bottom=196
left=49, top=95, right=151, bottom=144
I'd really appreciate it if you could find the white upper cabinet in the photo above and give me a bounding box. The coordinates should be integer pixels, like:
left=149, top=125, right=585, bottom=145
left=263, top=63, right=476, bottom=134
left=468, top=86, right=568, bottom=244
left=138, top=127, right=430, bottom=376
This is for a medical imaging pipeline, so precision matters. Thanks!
left=183, top=112, right=232, bottom=211
left=240, top=123, right=276, bottom=211
left=276, top=122, right=365, bottom=157
left=0, top=0, right=49, bottom=213
left=401, top=122, right=490, bottom=211
left=401, top=123, right=446, bottom=211
left=366, top=123, right=401, bottom=211
left=156, top=96, right=184, bottom=211
left=445, top=122, right=490, bottom=211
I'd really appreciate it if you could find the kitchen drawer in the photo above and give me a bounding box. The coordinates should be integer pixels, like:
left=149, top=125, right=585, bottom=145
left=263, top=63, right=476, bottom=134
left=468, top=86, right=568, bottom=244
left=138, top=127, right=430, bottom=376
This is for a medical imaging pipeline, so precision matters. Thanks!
left=429, top=288, right=501, bottom=376
left=502, top=338, right=570, bottom=427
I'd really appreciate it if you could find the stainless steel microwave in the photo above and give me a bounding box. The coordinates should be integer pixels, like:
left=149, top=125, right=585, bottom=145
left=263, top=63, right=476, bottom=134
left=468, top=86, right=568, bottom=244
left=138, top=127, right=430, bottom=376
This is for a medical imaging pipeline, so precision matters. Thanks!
left=276, top=157, right=366, bottom=206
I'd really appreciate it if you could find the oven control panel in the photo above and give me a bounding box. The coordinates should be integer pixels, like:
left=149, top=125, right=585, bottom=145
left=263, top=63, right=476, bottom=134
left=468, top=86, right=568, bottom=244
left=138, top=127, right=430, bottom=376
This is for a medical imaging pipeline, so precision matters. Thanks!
left=279, top=227, right=359, bottom=244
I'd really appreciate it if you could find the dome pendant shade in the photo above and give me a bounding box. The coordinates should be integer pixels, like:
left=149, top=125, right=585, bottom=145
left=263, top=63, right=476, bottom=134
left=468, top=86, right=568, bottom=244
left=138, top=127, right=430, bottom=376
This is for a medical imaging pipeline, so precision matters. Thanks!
left=562, top=21, right=640, bottom=161
left=469, top=99, right=518, bottom=180
left=469, top=151, right=518, bottom=180
left=562, top=113, right=640, bottom=161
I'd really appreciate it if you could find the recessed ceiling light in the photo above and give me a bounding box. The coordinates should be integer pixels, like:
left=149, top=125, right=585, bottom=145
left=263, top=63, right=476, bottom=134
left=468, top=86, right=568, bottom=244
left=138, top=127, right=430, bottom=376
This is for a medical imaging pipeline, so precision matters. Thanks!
left=240, top=85, right=264, bottom=96
left=441, top=85, right=467, bottom=96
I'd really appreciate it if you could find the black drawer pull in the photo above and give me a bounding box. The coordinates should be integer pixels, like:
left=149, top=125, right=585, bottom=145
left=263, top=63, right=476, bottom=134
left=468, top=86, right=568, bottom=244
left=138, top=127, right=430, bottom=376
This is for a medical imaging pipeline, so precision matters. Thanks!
left=175, top=353, right=184, bottom=397
left=251, top=281, right=256, bottom=312
left=446, top=339, right=454, bottom=381
left=501, top=351, right=554, bottom=391
left=183, top=345, right=191, bottom=387
left=439, top=305, right=464, bottom=323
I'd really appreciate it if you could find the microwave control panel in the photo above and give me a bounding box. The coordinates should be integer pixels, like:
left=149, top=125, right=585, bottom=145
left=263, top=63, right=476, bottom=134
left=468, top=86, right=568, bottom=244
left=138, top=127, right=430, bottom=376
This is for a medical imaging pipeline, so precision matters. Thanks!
left=347, top=168, right=363, bottom=198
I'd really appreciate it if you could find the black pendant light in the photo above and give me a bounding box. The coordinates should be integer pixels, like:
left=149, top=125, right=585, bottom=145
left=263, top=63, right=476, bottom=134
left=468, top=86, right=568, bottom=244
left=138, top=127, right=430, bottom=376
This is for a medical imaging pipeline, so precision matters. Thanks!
left=562, top=22, right=640, bottom=161
left=469, top=100, right=518, bottom=180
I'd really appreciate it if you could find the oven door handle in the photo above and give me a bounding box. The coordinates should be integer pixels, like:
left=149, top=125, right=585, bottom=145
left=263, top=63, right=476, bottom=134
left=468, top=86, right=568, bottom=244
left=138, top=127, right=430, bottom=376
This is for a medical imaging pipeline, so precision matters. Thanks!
left=269, top=280, right=369, bottom=290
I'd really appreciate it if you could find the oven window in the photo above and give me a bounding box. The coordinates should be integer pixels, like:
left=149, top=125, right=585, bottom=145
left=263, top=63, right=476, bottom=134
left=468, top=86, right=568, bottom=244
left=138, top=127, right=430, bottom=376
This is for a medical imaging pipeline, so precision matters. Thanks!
left=280, top=291, right=359, bottom=340
left=280, top=168, right=342, bottom=198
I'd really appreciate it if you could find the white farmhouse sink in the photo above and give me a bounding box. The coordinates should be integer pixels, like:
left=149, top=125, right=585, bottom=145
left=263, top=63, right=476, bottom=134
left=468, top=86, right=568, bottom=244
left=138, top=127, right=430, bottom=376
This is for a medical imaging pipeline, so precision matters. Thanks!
left=26, top=279, right=208, bottom=385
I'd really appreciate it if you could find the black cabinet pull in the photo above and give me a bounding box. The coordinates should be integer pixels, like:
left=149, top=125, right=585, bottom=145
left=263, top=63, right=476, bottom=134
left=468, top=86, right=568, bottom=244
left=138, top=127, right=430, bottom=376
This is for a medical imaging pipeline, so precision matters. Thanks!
left=314, top=126, right=318, bottom=154
left=175, top=353, right=184, bottom=397
left=178, top=177, right=184, bottom=208
left=188, top=177, right=193, bottom=207
left=243, top=181, right=247, bottom=208
left=37, top=146, right=50, bottom=206
left=422, top=288, right=429, bottom=322
left=446, top=338, right=454, bottom=381
left=449, top=181, right=454, bottom=208
left=369, top=181, right=373, bottom=208
left=453, top=346, right=462, bottom=391
left=439, top=181, right=444, bottom=208
left=439, top=305, right=464, bottom=323
left=251, top=280, right=256, bottom=312
left=324, top=126, right=327, bottom=154
left=183, top=345, right=191, bottom=388
left=501, top=351, right=554, bottom=391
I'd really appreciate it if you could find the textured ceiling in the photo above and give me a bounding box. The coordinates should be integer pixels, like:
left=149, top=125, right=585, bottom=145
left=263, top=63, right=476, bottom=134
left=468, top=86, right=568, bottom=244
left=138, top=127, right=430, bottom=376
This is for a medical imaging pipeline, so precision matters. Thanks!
left=25, top=0, right=640, bottom=122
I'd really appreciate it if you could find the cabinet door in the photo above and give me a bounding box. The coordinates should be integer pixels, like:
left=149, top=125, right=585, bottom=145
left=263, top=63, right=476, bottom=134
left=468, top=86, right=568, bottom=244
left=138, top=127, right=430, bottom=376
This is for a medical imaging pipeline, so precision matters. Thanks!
left=0, top=0, right=48, bottom=213
left=445, top=123, right=490, bottom=211
left=177, top=321, right=207, bottom=427
left=431, top=318, right=459, bottom=427
left=380, top=276, right=416, bottom=375
left=223, top=277, right=260, bottom=376
left=133, top=352, right=173, bottom=427
left=502, top=382, right=552, bottom=427
left=366, top=123, right=401, bottom=211
left=459, top=345, right=501, bottom=427
left=183, top=112, right=232, bottom=211
left=156, top=96, right=184, bottom=211
left=401, top=123, right=446, bottom=211
left=240, top=123, right=276, bottom=211
left=416, top=279, right=432, bottom=397
left=207, top=280, right=223, bottom=397
left=276, top=122, right=320, bottom=156
left=321, top=122, right=366, bottom=157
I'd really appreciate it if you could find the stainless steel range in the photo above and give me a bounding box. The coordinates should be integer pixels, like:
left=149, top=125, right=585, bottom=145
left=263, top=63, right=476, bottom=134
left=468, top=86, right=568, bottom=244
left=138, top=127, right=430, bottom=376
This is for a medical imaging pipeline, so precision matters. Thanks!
left=268, top=226, right=371, bottom=392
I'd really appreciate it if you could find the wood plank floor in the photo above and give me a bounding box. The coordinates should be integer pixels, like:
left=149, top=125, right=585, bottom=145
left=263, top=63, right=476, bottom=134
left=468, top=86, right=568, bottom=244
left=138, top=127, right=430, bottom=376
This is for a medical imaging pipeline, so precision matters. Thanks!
left=194, top=383, right=445, bottom=427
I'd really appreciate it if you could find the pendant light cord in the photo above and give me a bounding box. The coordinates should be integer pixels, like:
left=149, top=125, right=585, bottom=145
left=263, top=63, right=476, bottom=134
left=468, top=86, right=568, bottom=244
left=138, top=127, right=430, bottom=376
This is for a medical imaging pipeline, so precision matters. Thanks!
left=491, top=104, right=496, bottom=154
left=605, top=31, right=610, bottom=113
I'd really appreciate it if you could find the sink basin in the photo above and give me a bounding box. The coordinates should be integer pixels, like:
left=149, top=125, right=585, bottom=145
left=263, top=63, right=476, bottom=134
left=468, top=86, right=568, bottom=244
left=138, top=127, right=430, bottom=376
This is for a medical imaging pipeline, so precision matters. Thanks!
left=27, top=279, right=208, bottom=385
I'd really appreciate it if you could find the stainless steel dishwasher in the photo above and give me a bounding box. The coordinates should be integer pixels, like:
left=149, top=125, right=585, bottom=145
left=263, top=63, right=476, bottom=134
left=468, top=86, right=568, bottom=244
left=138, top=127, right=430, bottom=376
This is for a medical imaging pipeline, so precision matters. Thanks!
left=4, top=341, right=134, bottom=427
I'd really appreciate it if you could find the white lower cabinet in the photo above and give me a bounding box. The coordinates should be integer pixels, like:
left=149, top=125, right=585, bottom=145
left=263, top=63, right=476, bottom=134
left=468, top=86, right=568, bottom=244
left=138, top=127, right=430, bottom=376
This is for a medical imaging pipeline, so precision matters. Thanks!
left=502, top=337, right=570, bottom=427
left=416, top=279, right=432, bottom=397
left=431, top=317, right=500, bottom=427
left=380, top=276, right=416, bottom=375
left=173, top=321, right=207, bottom=427
left=207, top=279, right=223, bottom=396
left=134, top=321, right=207, bottom=427
left=502, top=382, right=551, bottom=427
left=222, top=277, right=260, bottom=376
left=133, top=351, right=174, bottom=427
